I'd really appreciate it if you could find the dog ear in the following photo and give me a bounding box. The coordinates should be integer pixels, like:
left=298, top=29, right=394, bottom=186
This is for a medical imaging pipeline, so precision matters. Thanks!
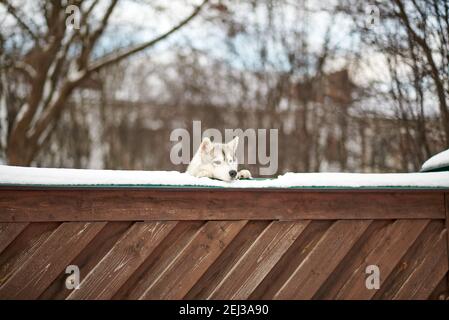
left=200, top=137, right=214, bottom=155
left=227, top=136, right=239, bottom=154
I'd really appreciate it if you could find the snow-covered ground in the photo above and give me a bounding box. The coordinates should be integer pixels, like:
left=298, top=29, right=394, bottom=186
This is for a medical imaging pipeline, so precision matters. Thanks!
left=421, top=149, right=449, bottom=172
left=0, top=165, right=448, bottom=188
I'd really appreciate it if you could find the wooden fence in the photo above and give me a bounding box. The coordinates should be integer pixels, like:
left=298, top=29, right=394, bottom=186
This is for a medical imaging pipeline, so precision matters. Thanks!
left=0, top=187, right=448, bottom=299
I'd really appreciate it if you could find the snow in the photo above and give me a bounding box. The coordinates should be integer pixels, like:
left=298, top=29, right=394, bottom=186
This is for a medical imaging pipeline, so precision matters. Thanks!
left=0, top=165, right=448, bottom=188
left=421, top=149, right=449, bottom=172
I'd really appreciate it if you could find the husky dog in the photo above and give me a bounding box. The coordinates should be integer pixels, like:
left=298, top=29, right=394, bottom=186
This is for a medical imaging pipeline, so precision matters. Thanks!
left=186, top=136, right=252, bottom=182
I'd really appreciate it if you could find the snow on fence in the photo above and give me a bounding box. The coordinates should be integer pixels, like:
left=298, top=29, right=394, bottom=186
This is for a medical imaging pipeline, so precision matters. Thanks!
left=0, top=167, right=448, bottom=299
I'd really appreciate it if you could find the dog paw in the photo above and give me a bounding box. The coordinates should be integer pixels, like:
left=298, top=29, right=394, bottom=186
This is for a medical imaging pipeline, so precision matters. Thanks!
left=237, top=169, right=252, bottom=179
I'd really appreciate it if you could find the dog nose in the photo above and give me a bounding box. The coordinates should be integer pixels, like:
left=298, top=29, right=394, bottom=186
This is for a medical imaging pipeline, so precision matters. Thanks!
left=229, top=170, right=237, bottom=178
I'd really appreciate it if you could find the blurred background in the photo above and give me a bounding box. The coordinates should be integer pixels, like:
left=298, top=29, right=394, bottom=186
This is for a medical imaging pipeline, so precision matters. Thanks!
left=0, top=0, right=448, bottom=176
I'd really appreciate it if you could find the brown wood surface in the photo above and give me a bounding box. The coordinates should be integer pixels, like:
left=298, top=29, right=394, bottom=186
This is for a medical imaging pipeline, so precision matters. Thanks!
left=0, top=187, right=447, bottom=300
left=393, top=229, right=448, bottom=300
left=0, top=222, right=106, bottom=299
left=0, top=222, right=28, bottom=254
left=40, top=221, right=133, bottom=299
left=311, top=220, right=391, bottom=299
left=0, top=188, right=445, bottom=221
left=0, top=218, right=446, bottom=300
left=374, top=221, right=445, bottom=299
left=274, top=220, right=372, bottom=299
left=250, top=220, right=333, bottom=299
left=335, top=219, right=429, bottom=300
left=67, top=221, right=176, bottom=300
left=0, top=223, right=59, bottom=287
left=139, top=220, right=247, bottom=300
left=185, top=221, right=271, bottom=299
left=445, top=193, right=449, bottom=291
left=208, top=221, right=310, bottom=299
left=114, top=221, right=205, bottom=299
left=428, top=276, right=449, bottom=300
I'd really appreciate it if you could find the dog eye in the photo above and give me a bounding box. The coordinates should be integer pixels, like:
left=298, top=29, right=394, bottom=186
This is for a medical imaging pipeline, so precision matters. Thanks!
left=213, top=160, right=222, bottom=165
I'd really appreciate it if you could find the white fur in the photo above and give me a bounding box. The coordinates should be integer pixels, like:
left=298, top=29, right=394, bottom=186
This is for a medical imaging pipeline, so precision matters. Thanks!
left=186, top=136, right=252, bottom=182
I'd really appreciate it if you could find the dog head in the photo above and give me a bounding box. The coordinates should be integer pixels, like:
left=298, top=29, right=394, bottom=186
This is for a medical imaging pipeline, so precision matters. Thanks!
left=198, top=136, right=239, bottom=182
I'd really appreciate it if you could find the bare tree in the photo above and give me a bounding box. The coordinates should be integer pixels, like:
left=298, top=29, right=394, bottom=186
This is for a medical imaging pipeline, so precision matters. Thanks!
left=338, top=0, right=449, bottom=148
left=393, top=0, right=449, bottom=146
left=0, top=0, right=208, bottom=165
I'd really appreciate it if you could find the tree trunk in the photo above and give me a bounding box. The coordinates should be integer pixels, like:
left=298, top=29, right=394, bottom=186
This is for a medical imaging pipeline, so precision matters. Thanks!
left=6, top=143, right=33, bottom=166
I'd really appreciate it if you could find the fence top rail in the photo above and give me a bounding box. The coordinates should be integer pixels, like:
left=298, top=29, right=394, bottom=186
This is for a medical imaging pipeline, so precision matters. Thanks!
left=0, top=187, right=447, bottom=222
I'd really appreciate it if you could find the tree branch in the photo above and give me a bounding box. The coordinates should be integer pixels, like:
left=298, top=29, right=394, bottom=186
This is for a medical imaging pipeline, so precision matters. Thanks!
left=86, top=0, right=209, bottom=74
left=393, top=0, right=449, bottom=146
left=0, top=0, right=39, bottom=42
left=77, top=0, right=119, bottom=70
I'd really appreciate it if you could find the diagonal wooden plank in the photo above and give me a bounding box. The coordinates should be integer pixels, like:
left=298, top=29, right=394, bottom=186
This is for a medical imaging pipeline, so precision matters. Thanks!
left=408, top=243, right=448, bottom=300
left=139, top=220, right=247, bottom=300
left=208, top=220, right=310, bottom=299
left=428, top=275, right=449, bottom=300
left=394, top=229, right=449, bottom=300
left=374, top=221, right=444, bottom=299
left=250, top=220, right=333, bottom=299
left=67, top=221, right=176, bottom=300
left=0, top=223, right=28, bottom=254
left=0, top=222, right=106, bottom=299
left=39, top=222, right=133, bottom=300
left=274, top=220, right=371, bottom=300
left=335, top=219, right=429, bottom=300
left=312, top=220, right=391, bottom=300
left=185, top=221, right=270, bottom=299
left=0, top=223, right=59, bottom=287
left=113, top=221, right=204, bottom=299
